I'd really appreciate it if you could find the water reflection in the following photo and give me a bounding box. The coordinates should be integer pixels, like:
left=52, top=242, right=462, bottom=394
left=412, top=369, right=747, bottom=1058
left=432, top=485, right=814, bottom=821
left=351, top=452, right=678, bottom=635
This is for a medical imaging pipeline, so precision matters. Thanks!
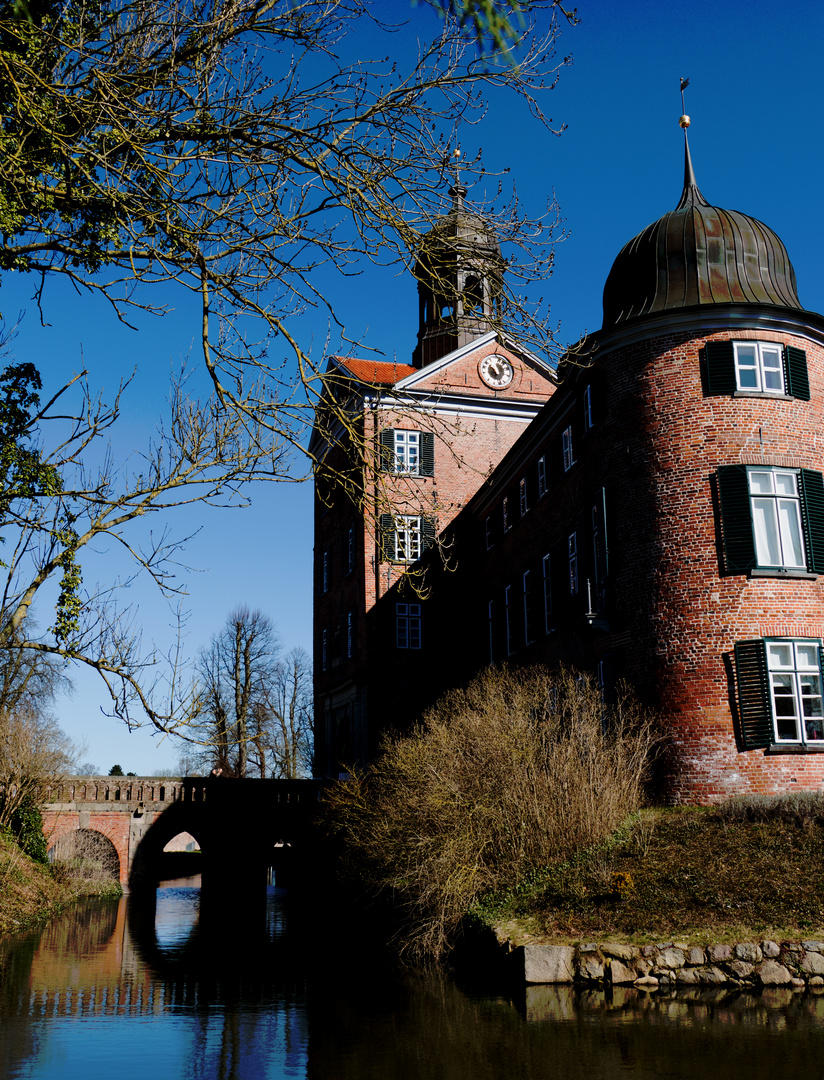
left=3, top=890, right=824, bottom=1080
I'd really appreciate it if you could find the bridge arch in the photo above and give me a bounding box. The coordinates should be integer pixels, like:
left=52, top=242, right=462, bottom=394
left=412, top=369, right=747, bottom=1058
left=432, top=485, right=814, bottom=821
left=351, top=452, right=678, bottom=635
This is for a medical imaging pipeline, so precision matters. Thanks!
left=48, top=828, right=121, bottom=882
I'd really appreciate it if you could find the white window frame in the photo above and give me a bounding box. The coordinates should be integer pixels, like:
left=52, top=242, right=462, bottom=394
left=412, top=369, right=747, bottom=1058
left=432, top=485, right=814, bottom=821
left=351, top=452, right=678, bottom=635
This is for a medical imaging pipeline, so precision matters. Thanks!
left=485, top=515, right=492, bottom=551
left=562, top=426, right=574, bottom=472
left=583, top=384, right=594, bottom=432
left=394, top=515, right=422, bottom=562
left=748, top=468, right=806, bottom=570
left=519, top=477, right=528, bottom=517
left=734, top=342, right=785, bottom=395
left=347, top=525, right=355, bottom=574
left=537, top=455, right=547, bottom=498
left=322, top=628, right=328, bottom=672
left=767, top=640, right=824, bottom=744
left=346, top=611, right=354, bottom=658
left=503, top=496, right=511, bottom=533
left=396, top=603, right=422, bottom=649
left=393, top=430, right=421, bottom=474
left=322, top=550, right=329, bottom=593
left=568, top=532, right=578, bottom=595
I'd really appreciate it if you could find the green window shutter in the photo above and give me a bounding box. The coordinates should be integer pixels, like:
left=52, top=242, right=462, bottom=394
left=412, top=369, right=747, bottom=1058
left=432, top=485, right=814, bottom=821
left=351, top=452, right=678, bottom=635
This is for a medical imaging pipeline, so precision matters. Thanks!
left=785, top=346, right=811, bottom=401
left=421, top=433, right=435, bottom=476
left=717, top=465, right=756, bottom=574
left=422, top=515, right=437, bottom=552
left=378, top=513, right=394, bottom=561
left=734, top=639, right=773, bottom=750
left=799, top=469, right=824, bottom=573
left=379, top=429, right=394, bottom=472
left=705, top=341, right=736, bottom=395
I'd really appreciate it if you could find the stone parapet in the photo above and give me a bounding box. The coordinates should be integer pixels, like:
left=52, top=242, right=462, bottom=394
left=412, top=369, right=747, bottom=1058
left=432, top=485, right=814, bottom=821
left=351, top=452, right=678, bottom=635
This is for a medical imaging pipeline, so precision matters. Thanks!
left=515, top=939, right=824, bottom=990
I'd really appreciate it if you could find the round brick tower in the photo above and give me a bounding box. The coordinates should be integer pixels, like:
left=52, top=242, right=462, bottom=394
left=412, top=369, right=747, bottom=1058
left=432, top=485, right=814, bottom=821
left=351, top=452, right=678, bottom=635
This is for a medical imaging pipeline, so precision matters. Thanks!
left=592, top=132, right=824, bottom=801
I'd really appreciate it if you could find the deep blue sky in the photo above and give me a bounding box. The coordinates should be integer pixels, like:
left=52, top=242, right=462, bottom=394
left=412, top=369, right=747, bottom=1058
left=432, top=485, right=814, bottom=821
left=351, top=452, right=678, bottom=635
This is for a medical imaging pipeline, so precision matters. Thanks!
left=5, top=0, right=823, bottom=773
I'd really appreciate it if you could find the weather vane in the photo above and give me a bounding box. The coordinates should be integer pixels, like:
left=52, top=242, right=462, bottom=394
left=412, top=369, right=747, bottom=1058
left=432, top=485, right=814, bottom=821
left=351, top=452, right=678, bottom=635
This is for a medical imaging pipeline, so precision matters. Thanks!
left=679, top=76, right=690, bottom=129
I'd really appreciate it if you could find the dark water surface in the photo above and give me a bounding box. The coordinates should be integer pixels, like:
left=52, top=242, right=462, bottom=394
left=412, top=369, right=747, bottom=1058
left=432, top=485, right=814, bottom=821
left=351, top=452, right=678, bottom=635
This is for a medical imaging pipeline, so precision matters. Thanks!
left=3, top=887, right=824, bottom=1079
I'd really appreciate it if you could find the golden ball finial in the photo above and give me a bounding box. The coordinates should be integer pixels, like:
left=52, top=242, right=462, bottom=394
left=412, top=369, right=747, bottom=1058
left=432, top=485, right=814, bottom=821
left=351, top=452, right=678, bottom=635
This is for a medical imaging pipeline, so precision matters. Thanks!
left=679, top=114, right=691, bottom=129
left=453, top=147, right=461, bottom=159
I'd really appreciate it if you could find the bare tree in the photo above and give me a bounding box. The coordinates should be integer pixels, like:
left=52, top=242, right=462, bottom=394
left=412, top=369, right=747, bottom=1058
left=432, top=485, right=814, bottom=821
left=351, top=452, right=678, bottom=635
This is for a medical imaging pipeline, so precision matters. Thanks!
left=0, top=617, right=80, bottom=831
left=193, top=608, right=282, bottom=777
left=0, top=0, right=573, bottom=728
left=260, top=647, right=314, bottom=778
left=0, top=360, right=285, bottom=730
left=0, top=0, right=571, bottom=429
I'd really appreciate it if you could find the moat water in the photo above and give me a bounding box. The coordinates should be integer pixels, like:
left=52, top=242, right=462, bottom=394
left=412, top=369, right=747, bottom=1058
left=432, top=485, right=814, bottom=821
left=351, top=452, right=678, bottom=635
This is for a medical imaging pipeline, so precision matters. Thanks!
left=4, top=885, right=824, bottom=1079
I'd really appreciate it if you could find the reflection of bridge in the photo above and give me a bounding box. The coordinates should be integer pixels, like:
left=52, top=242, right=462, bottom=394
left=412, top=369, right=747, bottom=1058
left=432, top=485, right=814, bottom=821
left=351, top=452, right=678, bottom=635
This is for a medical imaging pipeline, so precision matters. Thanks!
left=40, top=776, right=328, bottom=906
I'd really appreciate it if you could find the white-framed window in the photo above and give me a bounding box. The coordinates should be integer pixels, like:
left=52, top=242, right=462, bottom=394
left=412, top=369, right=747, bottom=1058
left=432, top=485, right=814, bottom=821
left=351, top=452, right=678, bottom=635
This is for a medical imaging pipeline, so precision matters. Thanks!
left=505, top=584, right=514, bottom=655
left=768, top=640, right=824, bottom=744
left=346, top=611, right=354, bottom=658
left=748, top=468, right=805, bottom=569
left=718, top=465, right=824, bottom=576
left=583, top=384, right=594, bottom=432
left=562, top=426, right=574, bottom=472
left=568, top=532, right=578, bottom=596
left=503, top=496, right=511, bottom=533
left=537, top=455, right=547, bottom=498
left=485, top=515, right=492, bottom=551
left=394, top=515, right=422, bottom=562
left=322, top=628, right=328, bottom=672
left=734, top=342, right=785, bottom=394
left=396, top=603, right=422, bottom=649
left=322, top=550, right=330, bottom=593
left=347, top=525, right=355, bottom=574
left=542, top=553, right=552, bottom=634
left=394, top=430, right=421, bottom=473
left=519, top=477, right=528, bottom=517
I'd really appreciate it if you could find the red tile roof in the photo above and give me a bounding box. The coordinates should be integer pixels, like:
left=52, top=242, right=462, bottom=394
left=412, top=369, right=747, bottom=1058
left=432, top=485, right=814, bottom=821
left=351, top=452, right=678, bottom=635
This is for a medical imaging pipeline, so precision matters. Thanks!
left=333, top=356, right=417, bottom=385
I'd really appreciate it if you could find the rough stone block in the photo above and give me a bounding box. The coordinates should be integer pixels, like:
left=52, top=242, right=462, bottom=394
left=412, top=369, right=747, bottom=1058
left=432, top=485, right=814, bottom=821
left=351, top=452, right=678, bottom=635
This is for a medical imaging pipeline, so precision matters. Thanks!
left=676, top=967, right=700, bottom=985
left=602, top=943, right=637, bottom=961
left=579, top=956, right=605, bottom=982
left=706, top=944, right=732, bottom=963
left=609, top=960, right=637, bottom=985
left=686, top=947, right=706, bottom=966
left=522, top=944, right=576, bottom=985
left=803, top=941, right=824, bottom=953
left=725, top=960, right=754, bottom=980
left=761, top=940, right=781, bottom=959
left=756, top=961, right=793, bottom=986
left=734, top=943, right=762, bottom=963
left=800, top=951, right=824, bottom=976
left=659, top=947, right=686, bottom=970
left=634, top=976, right=659, bottom=989
left=694, top=966, right=728, bottom=985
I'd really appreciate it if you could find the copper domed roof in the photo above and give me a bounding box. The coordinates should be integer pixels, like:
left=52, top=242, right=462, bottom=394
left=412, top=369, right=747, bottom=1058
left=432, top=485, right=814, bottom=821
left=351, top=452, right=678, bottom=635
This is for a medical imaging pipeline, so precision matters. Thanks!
left=602, top=139, right=802, bottom=328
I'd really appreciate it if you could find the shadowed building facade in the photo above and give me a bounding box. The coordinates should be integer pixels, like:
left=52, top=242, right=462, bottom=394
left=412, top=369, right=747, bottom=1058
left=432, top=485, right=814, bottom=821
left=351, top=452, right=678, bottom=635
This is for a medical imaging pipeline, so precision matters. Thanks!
left=313, top=132, right=824, bottom=802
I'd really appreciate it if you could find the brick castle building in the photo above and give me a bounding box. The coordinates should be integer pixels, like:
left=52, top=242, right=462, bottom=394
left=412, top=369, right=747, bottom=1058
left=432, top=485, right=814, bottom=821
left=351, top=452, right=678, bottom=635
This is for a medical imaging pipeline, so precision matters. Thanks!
left=312, top=132, right=824, bottom=802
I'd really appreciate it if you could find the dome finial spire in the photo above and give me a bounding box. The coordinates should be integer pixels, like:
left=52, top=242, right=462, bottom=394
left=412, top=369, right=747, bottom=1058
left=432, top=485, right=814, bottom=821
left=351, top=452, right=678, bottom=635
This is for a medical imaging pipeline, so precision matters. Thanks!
left=676, top=78, right=708, bottom=210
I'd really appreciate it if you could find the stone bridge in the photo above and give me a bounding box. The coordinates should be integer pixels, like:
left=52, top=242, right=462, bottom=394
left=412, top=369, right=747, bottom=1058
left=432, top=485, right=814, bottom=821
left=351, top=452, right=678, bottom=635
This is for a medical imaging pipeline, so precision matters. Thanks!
left=40, top=775, right=329, bottom=912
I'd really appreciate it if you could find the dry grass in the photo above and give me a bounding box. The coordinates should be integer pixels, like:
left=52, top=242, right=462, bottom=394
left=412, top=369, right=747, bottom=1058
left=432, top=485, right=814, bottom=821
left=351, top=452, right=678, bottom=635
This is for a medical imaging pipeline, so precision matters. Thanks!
left=0, top=829, right=120, bottom=936
left=483, top=800, right=824, bottom=946
left=326, top=666, right=659, bottom=960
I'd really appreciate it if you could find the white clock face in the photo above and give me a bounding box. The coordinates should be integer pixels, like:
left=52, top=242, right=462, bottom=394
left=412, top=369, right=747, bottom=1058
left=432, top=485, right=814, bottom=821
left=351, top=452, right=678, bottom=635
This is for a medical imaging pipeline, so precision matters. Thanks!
left=479, top=354, right=514, bottom=389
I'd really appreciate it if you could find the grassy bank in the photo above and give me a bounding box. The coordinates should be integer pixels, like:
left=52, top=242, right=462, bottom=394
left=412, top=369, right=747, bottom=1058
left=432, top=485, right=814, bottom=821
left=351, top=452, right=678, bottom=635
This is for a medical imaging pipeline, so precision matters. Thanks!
left=0, top=831, right=120, bottom=935
left=471, top=799, right=824, bottom=949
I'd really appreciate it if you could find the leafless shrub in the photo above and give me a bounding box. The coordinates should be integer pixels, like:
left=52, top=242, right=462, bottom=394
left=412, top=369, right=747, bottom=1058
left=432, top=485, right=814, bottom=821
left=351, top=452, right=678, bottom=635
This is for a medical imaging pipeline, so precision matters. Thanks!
left=326, top=666, right=659, bottom=960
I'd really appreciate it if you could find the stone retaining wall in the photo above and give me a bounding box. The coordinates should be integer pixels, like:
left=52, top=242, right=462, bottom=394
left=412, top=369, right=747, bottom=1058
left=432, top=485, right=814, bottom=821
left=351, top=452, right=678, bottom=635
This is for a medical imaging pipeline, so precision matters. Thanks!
left=517, top=939, right=824, bottom=990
